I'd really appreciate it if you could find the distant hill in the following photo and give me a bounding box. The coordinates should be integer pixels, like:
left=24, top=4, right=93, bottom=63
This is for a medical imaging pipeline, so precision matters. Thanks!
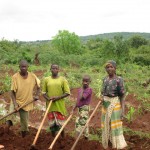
left=80, top=32, right=150, bottom=42
left=20, top=32, right=150, bottom=44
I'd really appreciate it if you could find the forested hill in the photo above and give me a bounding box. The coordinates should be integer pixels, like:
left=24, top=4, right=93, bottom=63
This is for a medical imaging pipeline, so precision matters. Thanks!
left=80, top=32, right=150, bottom=42
left=21, top=32, right=150, bottom=44
left=1, top=30, right=150, bottom=66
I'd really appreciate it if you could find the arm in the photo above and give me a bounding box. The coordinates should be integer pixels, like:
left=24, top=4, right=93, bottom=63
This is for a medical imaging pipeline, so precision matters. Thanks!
left=34, top=86, right=41, bottom=100
left=101, top=78, right=105, bottom=103
left=51, top=77, right=70, bottom=101
left=11, top=90, right=18, bottom=109
left=71, top=104, right=77, bottom=114
left=42, top=77, right=49, bottom=100
left=43, top=93, right=70, bottom=102
left=34, top=75, right=41, bottom=100
left=118, top=77, right=126, bottom=120
left=43, top=93, right=50, bottom=100
left=51, top=93, right=70, bottom=102
left=79, top=89, right=84, bottom=100
left=120, top=92, right=128, bottom=119
left=120, top=95, right=125, bottom=119
left=80, top=88, right=91, bottom=101
left=10, top=76, right=18, bottom=109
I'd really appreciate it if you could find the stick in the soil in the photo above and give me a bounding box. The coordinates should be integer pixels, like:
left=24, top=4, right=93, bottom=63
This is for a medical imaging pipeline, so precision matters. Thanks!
left=71, top=100, right=101, bottom=150
left=31, top=100, right=52, bottom=148
left=48, top=114, right=73, bottom=150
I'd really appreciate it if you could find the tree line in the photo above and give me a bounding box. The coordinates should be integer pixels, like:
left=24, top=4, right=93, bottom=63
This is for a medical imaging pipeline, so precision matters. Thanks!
left=0, top=30, right=150, bottom=66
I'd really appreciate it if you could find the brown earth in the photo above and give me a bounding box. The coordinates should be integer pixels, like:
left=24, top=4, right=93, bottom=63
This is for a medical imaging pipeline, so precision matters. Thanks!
left=0, top=125, right=103, bottom=150
left=0, top=69, right=150, bottom=150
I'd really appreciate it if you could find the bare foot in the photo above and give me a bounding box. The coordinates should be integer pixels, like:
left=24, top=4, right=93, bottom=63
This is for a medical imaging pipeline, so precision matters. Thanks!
left=0, top=145, right=4, bottom=149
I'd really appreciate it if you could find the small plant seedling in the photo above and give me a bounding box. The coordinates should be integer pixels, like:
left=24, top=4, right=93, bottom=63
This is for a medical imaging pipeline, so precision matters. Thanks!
left=125, top=106, right=135, bottom=123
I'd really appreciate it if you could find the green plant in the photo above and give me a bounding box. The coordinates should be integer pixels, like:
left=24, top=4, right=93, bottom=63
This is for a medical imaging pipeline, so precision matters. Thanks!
left=125, top=106, right=135, bottom=123
left=123, top=127, right=150, bottom=139
left=51, top=30, right=82, bottom=55
left=0, top=73, right=11, bottom=93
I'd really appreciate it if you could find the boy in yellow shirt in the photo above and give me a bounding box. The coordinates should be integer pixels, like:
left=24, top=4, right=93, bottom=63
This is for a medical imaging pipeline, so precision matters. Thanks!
left=11, top=60, right=40, bottom=137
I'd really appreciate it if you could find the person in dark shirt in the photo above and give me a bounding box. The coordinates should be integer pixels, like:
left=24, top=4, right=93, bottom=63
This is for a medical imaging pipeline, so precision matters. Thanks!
left=101, top=60, right=127, bottom=149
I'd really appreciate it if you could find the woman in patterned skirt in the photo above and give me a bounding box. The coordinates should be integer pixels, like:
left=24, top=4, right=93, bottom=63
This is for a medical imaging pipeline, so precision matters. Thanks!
left=101, top=60, right=127, bottom=149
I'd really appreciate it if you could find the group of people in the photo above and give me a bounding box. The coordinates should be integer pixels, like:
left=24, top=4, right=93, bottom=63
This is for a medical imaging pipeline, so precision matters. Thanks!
left=0, top=59, right=127, bottom=149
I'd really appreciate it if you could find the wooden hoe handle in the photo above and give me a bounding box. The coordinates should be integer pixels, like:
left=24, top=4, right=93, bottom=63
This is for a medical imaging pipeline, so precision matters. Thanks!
left=71, top=100, right=101, bottom=150
left=31, top=100, right=52, bottom=147
left=49, top=114, right=73, bottom=149
left=0, top=100, right=35, bottom=121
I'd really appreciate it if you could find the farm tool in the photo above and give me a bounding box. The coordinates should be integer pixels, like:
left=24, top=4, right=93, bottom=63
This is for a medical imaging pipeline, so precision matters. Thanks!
left=49, top=113, right=73, bottom=149
left=31, top=100, right=52, bottom=149
left=0, top=99, right=36, bottom=135
left=0, top=99, right=35, bottom=121
left=71, top=100, right=102, bottom=150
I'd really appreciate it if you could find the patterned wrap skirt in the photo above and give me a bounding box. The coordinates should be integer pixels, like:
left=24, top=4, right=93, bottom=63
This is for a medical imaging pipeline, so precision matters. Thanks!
left=47, top=111, right=65, bottom=132
left=101, top=96, right=127, bottom=149
left=75, top=105, right=90, bottom=138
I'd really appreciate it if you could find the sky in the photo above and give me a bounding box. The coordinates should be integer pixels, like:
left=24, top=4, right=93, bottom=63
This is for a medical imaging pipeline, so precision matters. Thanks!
left=0, top=0, right=150, bottom=41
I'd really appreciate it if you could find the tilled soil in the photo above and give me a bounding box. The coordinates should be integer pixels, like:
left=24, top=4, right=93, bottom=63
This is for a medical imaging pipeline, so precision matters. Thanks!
left=0, top=125, right=150, bottom=150
left=0, top=125, right=103, bottom=150
left=0, top=83, right=150, bottom=150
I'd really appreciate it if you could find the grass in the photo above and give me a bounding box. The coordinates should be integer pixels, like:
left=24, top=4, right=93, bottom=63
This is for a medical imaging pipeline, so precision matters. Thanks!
left=89, top=127, right=150, bottom=143
left=89, top=128, right=102, bottom=141
left=123, top=127, right=150, bottom=139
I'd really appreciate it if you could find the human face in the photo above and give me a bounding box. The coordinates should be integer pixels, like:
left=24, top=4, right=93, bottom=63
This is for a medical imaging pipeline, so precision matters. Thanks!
left=105, top=63, right=116, bottom=77
left=82, top=77, right=90, bottom=89
left=19, top=63, right=28, bottom=75
left=50, top=65, right=59, bottom=77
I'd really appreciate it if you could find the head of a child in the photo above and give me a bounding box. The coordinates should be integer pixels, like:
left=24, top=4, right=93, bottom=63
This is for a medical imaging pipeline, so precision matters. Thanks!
left=82, top=75, right=91, bottom=89
left=19, top=60, right=29, bottom=75
left=105, top=60, right=116, bottom=77
left=50, top=64, right=59, bottom=77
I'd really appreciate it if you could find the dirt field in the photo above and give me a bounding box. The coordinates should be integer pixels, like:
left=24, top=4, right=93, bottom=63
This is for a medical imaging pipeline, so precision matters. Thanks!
left=0, top=70, right=150, bottom=150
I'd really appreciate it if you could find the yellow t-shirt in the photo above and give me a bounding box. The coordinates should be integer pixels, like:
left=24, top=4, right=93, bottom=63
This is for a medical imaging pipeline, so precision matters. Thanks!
left=11, top=72, right=40, bottom=111
left=42, top=76, right=70, bottom=115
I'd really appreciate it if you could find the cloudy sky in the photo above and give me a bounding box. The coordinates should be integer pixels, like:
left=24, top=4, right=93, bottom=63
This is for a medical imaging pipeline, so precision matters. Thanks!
left=0, top=0, right=150, bottom=41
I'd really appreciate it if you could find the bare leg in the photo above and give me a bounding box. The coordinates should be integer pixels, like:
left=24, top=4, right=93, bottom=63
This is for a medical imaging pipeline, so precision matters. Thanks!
left=51, top=131, right=56, bottom=137
left=61, top=129, right=65, bottom=138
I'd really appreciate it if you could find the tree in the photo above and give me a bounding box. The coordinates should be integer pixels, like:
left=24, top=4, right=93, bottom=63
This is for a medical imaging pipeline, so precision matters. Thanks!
left=0, top=38, right=20, bottom=52
left=51, top=30, right=81, bottom=54
left=130, top=45, right=150, bottom=65
left=113, top=35, right=129, bottom=58
left=101, top=39, right=115, bottom=58
left=129, top=35, right=148, bottom=48
left=0, top=38, right=21, bottom=64
left=86, top=38, right=103, bottom=50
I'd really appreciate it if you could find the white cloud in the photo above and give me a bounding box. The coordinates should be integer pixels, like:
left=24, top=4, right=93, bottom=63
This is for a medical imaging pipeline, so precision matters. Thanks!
left=0, top=0, right=150, bottom=41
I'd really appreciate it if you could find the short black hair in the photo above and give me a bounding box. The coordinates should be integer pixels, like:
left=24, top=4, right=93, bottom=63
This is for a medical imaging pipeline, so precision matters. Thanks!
left=82, top=75, right=91, bottom=82
left=50, top=64, right=59, bottom=69
left=19, top=60, right=28, bottom=66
